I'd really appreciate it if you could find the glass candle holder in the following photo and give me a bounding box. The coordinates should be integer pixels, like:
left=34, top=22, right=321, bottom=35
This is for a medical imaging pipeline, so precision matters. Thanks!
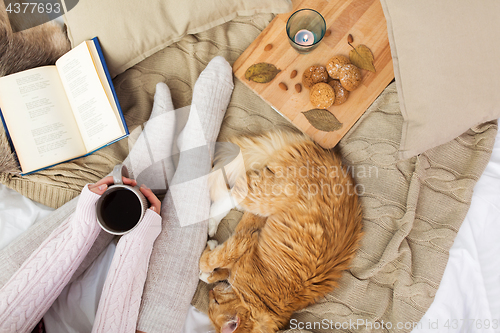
left=286, top=9, right=326, bottom=54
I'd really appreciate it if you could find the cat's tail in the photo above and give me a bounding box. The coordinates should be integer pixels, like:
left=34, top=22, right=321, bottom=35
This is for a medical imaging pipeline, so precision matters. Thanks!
left=297, top=191, right=363, bottom=305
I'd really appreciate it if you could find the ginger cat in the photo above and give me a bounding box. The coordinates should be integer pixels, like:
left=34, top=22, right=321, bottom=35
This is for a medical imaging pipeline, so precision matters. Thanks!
left=200, top=131, right=363, bottom=333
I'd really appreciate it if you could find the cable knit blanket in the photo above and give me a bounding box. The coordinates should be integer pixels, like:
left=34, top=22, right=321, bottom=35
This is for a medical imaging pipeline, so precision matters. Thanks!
left=0, top=12, right=497, bottom=332
left=192, top=80, right=497, bottom=332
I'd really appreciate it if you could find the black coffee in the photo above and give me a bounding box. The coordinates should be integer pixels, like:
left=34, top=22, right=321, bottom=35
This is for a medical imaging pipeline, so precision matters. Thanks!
left=100, top=189, right=142, bottom=232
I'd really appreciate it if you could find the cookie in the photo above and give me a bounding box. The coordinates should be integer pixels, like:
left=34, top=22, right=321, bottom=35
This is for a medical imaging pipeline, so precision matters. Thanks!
left=326, top=55, right=350, bottom=79
left=328, top=80, right=349, bottom=105
left=339, top=64, right=361, bottom=91
left=309, top=82, right=336, bottom=108
left=302, top=65, right=329, bottom=89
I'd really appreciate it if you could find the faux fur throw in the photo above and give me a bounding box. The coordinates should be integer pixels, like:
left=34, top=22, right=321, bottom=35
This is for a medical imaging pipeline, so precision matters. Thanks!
left=0, top=2, right=70, bottom=77
left=0, top=2, right=70, bottom=174
left=0, top=133, right=17, bottom=174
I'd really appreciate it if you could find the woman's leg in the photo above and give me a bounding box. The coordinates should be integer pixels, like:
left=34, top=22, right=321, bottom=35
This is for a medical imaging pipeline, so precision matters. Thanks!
left=136, top=56, right=234, bottom=333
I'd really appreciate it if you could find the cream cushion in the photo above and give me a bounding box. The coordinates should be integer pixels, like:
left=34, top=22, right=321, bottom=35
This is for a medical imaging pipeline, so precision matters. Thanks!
left=61, top=0, right=292, bottom=77
left=381, top=0, right=500, bottom=159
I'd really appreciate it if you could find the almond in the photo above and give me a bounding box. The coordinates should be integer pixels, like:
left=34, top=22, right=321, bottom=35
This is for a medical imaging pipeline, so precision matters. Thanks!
left=290, top=70, right=297, bottom=79
left=264, top=44, right=273, bottom=51
left=295, top=83, right=302, bottom=93
left=325, top=29, right=332, bottom=37
left=279, top=82, right=288, bottom=91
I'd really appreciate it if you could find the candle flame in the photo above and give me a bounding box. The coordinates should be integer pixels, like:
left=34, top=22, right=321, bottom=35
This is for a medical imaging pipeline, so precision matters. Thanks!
left=294, top=29, right=314, bottom=46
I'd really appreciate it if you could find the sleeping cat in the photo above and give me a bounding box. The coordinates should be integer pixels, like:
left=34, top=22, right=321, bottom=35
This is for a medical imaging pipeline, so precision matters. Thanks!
left=199, top=130, right=363, bottom=333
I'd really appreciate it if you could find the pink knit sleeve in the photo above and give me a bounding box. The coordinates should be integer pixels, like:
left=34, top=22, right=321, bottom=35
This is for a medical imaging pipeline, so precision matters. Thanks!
left=92, top=210, right=161, bottom=333
left=0, top=185, right=102, bottom=333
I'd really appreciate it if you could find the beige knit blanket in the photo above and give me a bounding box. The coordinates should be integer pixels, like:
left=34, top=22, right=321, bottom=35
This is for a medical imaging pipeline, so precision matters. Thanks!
left=0, top=13, right=497, bottom=332
left=192, top=81, right=497, bottom=332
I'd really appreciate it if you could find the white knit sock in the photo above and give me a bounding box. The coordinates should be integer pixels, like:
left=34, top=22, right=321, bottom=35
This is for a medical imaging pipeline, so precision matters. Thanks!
left=170, top=56, right=234, bottom=227
left=176, top=56, right=233, bottom=157
left=137, top=56, right=234, bottom=333
left=123, top=82, right=177, bottom=192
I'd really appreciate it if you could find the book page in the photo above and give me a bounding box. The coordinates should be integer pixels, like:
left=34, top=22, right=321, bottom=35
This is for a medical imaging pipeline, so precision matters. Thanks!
left=86, top=40, right=125, bottom=134
left=0, top=67, right=87, bottom=173
left=56, top=42, right=125, bottom=152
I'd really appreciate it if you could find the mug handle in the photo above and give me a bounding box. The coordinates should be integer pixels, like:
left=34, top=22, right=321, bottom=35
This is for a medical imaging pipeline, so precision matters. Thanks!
left=112, top=164, right=130, bottom=185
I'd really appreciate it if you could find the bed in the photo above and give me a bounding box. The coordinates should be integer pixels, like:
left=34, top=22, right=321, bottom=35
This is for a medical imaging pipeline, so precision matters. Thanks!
left=1, top=0, right=500, bottom=332
left=1, top=122, right=499, bottom=332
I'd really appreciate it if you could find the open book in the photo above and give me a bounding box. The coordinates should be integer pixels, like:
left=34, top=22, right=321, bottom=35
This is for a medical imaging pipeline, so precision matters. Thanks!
left=0, top=37, right=128, bottom=175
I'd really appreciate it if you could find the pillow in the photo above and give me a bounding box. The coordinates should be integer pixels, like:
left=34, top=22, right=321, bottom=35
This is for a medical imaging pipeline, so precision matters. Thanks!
left=61, top=0, right=292, bottom=77
left=380, top=0, right=500, bottom=159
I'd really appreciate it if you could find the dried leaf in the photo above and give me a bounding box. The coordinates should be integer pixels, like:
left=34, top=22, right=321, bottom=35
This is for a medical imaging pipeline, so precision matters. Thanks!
left=302, top=109, right=343, bottom=132
left=245, top=63, right=281, bottom=83
left=349, top=44, right=376, bottom=72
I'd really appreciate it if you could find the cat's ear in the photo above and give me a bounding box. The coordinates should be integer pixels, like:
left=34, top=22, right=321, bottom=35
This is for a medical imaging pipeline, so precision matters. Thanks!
left=221, top=317, right=240, bottom=333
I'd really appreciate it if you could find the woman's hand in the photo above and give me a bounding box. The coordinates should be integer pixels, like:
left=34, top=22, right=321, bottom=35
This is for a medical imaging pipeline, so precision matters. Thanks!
left=88, top=176, right=137, bottom=195
left=88, top=177, right=161, bottom=214
left=139, top=184, right=161, bottom=214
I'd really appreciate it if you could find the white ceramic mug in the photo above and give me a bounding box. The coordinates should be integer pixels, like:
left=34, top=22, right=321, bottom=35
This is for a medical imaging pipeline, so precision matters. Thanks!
left=96, top=164, right=149, bottom=235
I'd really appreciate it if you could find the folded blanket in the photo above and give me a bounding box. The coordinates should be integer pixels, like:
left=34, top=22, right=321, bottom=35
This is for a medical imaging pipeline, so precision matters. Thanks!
left=191, top=83, right=498, bottom=332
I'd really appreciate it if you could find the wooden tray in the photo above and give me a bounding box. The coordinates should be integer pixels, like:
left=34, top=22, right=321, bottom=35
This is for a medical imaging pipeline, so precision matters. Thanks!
left=233, top=0, right=394, bottom=148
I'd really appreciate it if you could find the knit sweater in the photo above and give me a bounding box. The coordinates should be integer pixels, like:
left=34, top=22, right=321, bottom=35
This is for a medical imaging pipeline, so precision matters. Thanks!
left=0, top=185, right=161, bottom=333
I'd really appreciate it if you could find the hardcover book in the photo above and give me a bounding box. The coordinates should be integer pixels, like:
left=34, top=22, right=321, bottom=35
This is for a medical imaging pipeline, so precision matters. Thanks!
left=0, top=37, right=128, bottom=175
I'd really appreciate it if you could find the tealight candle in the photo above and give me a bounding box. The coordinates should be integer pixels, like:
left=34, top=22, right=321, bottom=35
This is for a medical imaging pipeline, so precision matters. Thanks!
left=286, top=9, right=326, bottom=54
left=294, top=29, right=315, bottom=46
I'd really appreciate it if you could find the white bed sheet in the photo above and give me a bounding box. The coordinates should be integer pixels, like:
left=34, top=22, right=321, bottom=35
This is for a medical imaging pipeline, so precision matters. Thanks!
left=411, top=126, right=500, bottom=333
left=0, top=184, right=54, bottom=251
left=0, top=123, right=499, bottom=333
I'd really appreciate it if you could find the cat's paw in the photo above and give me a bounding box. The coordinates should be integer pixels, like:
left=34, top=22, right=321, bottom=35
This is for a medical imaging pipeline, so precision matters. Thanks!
left=199, top=268, right=230, bottom=284
left=207, top=239, right=218, bottom=250
left=208, top=194, right=236, bottom=236
left=199, top=270, right=211, bottom=284
left=200, top=247, right=216, bottom=273
left=199, top=242, right=217, bottom=284
left=208, top=218, right=220, bottom=237
left=200, top=240, right=220, bottom=272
